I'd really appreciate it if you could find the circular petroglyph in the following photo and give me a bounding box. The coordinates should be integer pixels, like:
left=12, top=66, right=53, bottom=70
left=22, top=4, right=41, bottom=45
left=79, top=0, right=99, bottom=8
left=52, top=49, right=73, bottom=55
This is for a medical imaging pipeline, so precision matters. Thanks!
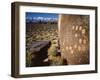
left=82, top=29, right=86, bottom=34
left=79, top=38, right=82, bottom=44
left=66, top=46, right=68, bottom=50
left=70, top=50, right=74, bottom=54
left=74, top=44, right=77, bottom=49
left=79, top=26, right=82, bottom=31
left=78, top=46, right=81, bottom=51
left=72, top=25, right=75, bottom=30
left=75, top=33, right=78, bottom=38
left=69, top=46, right=72, bottom=50
left=76, top=26, right=78, bottom=31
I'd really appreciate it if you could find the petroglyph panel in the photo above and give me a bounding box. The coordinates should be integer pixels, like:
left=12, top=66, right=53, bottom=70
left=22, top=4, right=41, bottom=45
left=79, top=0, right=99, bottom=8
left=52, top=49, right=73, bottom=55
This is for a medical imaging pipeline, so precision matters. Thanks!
left=58, top=14, right=89, bottom=65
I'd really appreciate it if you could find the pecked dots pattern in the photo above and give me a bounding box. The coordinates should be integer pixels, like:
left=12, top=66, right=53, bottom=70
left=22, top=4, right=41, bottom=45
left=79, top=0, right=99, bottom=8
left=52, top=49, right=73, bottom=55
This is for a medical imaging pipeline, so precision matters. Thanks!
left=59, top=15, right=89, bottom=65
left=61, top=25, right=89, bottom=64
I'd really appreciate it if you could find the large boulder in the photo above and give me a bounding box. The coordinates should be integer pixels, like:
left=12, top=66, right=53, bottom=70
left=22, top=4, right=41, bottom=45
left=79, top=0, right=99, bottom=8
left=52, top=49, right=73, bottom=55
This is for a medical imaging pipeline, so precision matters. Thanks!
left=27, top=41, right=51, bottom=67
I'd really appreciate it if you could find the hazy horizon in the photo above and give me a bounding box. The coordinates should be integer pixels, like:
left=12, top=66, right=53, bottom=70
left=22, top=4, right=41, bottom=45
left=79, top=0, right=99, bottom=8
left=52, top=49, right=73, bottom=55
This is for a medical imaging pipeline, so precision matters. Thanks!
left=26, top=12, right=58, bottom=23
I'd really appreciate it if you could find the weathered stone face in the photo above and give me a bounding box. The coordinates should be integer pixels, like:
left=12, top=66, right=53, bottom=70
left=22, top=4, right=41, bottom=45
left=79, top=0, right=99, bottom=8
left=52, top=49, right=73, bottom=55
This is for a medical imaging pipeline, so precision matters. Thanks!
left=58, top=14, right=89, bottom=65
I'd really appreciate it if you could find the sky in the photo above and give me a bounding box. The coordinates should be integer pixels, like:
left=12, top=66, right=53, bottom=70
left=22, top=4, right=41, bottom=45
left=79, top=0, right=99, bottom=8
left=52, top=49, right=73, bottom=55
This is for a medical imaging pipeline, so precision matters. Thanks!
left=26, top=12, right=58, bottom=22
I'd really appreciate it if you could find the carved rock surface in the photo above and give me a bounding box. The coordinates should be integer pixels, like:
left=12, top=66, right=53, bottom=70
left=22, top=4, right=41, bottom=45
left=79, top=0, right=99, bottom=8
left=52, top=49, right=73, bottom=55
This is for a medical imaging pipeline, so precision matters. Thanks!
left=58, top=14, right=89, bottom=65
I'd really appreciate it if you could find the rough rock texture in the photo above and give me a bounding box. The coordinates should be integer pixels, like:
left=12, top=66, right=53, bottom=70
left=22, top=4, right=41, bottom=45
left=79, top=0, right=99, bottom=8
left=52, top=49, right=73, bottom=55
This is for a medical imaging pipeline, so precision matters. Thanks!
left=27, top=41, right=51, bottom=67
left=58, top=14, right=89, bottom=65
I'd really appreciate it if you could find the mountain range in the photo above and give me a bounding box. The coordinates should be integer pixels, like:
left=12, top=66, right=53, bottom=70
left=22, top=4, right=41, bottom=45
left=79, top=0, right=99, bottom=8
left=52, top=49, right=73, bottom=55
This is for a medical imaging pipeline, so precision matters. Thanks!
left=26, top=17, right=58, bottom=23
